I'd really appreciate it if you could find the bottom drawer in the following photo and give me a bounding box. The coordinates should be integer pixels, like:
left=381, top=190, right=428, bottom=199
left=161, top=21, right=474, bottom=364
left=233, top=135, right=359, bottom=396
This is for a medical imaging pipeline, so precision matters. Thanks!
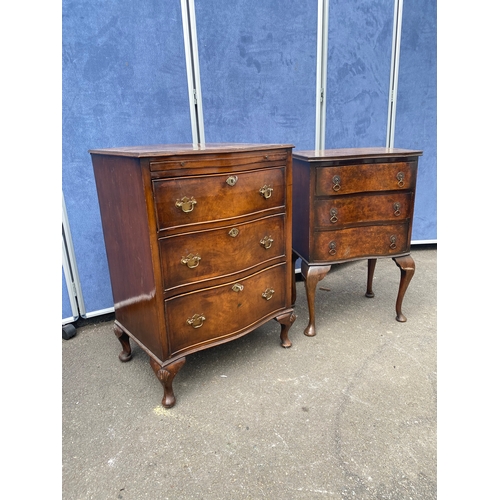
left=165, top=263, right=287, bottom=356
left=311, top=223, right=410, bottom=262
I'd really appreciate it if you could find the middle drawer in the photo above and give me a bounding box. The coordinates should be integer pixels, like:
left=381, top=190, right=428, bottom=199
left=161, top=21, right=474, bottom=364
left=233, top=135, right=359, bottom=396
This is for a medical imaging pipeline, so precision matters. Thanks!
left=159, top=214, right=285, bottom=292
left=314, top=192, right=413, bottom=229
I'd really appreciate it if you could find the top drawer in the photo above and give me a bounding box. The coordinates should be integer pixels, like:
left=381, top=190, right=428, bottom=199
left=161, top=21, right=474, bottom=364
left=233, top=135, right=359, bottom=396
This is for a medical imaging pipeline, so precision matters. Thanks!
left=316, top=161, right=417, bottom=196
left=153, top=167, right=285, bottom=231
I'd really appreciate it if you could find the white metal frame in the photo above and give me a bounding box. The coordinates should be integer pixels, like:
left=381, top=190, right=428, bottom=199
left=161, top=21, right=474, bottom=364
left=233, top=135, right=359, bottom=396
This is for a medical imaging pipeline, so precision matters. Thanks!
left=315, top=0, right=329, bottom=152
left=386, top=0, right=404, bottom=148
left=62, top=238, right=79, bottom=324
left=181, top=0, right=205, bottom=146
left=62, top=193, right=86, bottom=324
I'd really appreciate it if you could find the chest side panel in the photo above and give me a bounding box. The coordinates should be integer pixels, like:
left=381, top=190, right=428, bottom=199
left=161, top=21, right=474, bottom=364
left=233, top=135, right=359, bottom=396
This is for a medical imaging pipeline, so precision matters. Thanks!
left=91, top=154, right=165, bottom=359
left=291, top=158, right=313, bottom=259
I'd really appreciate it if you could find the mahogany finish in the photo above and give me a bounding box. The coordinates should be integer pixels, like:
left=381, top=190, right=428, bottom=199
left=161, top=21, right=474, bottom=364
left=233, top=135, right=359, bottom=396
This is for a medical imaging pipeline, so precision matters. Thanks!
left=292, top=147, right=423, bottom=337
left=91, top=143, right=296, bottom=408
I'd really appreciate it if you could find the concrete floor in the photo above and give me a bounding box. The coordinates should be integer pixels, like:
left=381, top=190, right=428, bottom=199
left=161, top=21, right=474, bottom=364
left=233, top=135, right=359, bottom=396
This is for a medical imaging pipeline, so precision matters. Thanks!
left=62, top=245, right=436, bottom=499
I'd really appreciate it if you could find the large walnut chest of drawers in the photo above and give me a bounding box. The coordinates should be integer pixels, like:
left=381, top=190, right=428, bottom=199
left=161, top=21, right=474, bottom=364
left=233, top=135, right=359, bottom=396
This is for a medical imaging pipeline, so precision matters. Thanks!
left=292, top=147, right=423, bottom=337
left=90, top=143, right=296, bottom=408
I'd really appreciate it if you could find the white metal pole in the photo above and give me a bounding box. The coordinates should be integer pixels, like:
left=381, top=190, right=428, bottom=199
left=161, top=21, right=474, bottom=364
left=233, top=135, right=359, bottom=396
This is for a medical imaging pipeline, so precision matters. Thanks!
left=62, top=192, right=86, bottom=321
left=181, top=0, right=205, bottom=147
left=188, top=0, right=205, bottom=146
left=315, top=0, right=329, bottom=152
left=386, top=0, right=404, bottom=148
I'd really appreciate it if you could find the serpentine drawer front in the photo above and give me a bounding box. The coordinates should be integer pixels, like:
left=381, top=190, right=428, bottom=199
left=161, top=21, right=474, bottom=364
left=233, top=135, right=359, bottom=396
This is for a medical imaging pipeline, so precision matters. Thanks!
left=160, top=214, right=285, bottom=294
left=90, top=143, right=296, bottom=408
left=165, top=263, right=287, bottom=356
left=292, top=147, right=423, bottom=337
left=153, top=167, right=286, bottom=232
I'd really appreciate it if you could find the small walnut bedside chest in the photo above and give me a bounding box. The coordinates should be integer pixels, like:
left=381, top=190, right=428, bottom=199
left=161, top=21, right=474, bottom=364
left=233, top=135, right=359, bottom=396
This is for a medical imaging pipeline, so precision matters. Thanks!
left=90, top=143, right=296, bottom=408
left=291, top=147, right=423, bottom=337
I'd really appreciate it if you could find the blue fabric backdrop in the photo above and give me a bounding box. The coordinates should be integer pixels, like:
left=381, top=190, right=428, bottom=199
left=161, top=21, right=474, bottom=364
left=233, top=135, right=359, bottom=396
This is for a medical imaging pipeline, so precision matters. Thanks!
left=62, top=0, right=192, bottom=314
left=62, top=0, right=437, bottom=318
left=195, top=0, right=317, bottom=150
left=395, top=0, right=437, bottom=241
left=325, top=0, right=393, bottom=148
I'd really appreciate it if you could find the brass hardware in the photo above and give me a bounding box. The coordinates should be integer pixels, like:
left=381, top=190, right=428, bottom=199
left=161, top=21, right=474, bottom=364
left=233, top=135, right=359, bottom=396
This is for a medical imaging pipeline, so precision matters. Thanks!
left=330, top=208, right=338, bottom=223
left=180, top=161, right=186, bottom=166
left=264, top=155, right=269, bottom=160
left=393, top=202, right=401, bottom=216
left=260, top=235, right=274, bottom=249
left=396, top=171, right=405, bottom=187
left=175, top=196, right=197, bottom=213
left=228, top=228, right=239, bottom=238
left=226, top=175, right=238, bottom=186
left=232, top=283, right=244, bottom=292
left=181, top=253, right=201, bottom=269
left=329, top=241, right=337, bottom=255
left=332, top=175, right=341, bottom=192
left=186, top=313, right=206, bottom=329
left=389, top=235, right=397, bottom=249
left=262, top=288, right=275, bottom=301
left=259, top=185, right=273, bottom=199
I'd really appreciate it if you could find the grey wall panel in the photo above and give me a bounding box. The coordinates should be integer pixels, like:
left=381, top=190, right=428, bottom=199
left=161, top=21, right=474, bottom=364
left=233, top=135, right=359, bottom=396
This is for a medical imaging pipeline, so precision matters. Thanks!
left=325, top=0, right=394, bottom=148
left=194, top=0, right=317, bottom=150
left=62, top=0, right=192, bottom=315
left=394, top=0, right=437, bottom=241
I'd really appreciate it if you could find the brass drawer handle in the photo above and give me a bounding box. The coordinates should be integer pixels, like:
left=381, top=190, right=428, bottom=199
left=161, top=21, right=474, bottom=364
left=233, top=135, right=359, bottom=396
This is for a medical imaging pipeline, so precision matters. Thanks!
left=393, top=202, right=401, bottom=217
left=259, top=185, right=273, bottom=199
left=187, top=313, right=205, bottom=329
left=181, top=253, right=201, bottom=269
left=329, top=241, right=337, bottom=255
left=396, top=171, right=405, bottom=187
left=330, top=208, right=338, bottom=223
left=260, top=235, right=273, bottom=249
left=332, top=175, right=341, bottom=192
left=262, top=288, right=275, bottom=301
left=228, top=228, right=239, bottom=238
left=232, top=283, right=244, bottom=292
left=226, top=175, right=238, bottom=186
left=175, top=196, right=197, bottom=213
left=389, top=235, right=397, bottom=249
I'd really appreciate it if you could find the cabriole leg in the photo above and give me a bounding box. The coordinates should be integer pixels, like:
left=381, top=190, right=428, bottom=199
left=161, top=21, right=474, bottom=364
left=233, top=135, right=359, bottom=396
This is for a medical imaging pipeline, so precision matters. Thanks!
left=275, top=309, right=296, bottom=348
left=393, top=255, right=416, bottom=322
left=150, top=357, right=186, bottom=409
left=365, top=258, right=377, bottom=298
left=114, top=323, right=132, bottom=362
left=302, top=262, right=331, bottom=337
